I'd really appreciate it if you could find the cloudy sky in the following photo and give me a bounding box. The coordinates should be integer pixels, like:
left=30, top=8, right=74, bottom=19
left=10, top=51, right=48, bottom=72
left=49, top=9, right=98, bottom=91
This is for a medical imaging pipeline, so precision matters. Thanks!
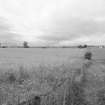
left=0, top=0, right=105, bottom=46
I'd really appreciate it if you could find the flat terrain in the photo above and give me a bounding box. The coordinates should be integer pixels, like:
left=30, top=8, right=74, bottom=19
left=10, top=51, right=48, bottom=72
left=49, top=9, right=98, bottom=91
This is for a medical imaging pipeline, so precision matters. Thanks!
left=0, top=47, right=104, bottom=68
left=0, top=47, right=105, bottom=105
left=0, top=48, right=84, bottom=70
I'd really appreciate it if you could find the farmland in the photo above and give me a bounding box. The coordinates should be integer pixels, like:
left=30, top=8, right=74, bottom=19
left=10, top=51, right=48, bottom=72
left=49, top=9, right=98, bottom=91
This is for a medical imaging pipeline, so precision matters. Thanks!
left=0, top=47, right=104, bottom=67
left=0, top=48, right=84, bottom=65
left=0, top=47, right=105, bottom=105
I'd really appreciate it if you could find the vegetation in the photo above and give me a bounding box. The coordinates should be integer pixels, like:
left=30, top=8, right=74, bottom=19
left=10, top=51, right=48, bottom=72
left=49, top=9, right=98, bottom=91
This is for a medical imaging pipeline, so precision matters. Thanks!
left=0, top=48, right=104, bottom=105
left=0, top=60, right=104, bottom=105
left=23, top=41, right=29, bottom=48
left=97, top=89, right=105, bottom=105
left=78, top=44, right=88, bottom=48
left=84, top=51, right=92, bottom=60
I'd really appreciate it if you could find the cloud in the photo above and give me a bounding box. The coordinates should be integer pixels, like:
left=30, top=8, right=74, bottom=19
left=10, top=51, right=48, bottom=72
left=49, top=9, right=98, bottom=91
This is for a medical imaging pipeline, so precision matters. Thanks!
left=59, top=34, right=105, bottom=46
left=38, top=18, right=105, bottom=43
left=0, top=17, right=18, bottom=42
left=0, top=0, right=105, bottom=45
left=36, top=0, right=105, bottom=45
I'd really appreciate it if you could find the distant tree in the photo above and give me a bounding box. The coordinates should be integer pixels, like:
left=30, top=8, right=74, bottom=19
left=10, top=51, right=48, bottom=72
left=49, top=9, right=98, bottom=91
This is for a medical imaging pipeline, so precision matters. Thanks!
left=78, top=44, right=88, bottom=48
left=84, top=44, right=88, bottom=48
left=78, top=45, right=82, bottom=48
left=23, top=41, right=29, bottom=48
left=2, top=46, right=7, bottom=48
left=0, top=42, right=1, bottom=48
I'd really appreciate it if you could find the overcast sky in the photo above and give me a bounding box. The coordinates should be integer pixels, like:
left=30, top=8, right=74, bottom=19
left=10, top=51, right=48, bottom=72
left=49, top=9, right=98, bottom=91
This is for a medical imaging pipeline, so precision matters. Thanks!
left=0, top=0, right=105, bottom=45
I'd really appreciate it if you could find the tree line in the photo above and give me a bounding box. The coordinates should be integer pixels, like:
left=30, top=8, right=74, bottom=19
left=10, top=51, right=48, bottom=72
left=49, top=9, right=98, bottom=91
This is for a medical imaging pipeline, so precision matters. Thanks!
left=0, top=41, right=29, bottom=48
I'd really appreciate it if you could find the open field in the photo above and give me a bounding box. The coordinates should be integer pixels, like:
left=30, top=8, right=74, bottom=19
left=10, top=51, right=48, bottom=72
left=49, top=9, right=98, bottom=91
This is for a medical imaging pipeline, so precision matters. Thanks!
left=0, top=47, right=104, bottom=67
left=0, top=47, right=105, bottom=105
left=0, top=48, right=85, bottom=65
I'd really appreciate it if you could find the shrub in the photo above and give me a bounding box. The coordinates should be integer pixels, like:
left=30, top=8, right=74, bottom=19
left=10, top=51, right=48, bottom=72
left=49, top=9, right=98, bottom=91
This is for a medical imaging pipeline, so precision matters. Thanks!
left=84, top=52, right=92, bottom=60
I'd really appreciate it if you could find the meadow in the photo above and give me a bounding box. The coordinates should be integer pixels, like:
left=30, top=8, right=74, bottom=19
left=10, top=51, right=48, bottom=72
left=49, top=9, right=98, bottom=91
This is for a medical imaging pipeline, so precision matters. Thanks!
left=0, top=47, right=105, bottom=105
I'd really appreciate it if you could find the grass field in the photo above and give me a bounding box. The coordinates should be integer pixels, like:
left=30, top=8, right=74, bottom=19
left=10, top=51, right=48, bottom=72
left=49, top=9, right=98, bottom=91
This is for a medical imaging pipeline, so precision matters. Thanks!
left=0, top=47, right=104, bottom=67
left=0, top=48, right=84, bottom=65
left=0, top=47, right=105, bottom=105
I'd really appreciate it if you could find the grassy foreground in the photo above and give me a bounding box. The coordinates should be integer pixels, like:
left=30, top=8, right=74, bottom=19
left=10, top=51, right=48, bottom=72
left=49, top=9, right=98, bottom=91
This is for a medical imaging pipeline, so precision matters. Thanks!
left=0, top=58, right=105, bottom=105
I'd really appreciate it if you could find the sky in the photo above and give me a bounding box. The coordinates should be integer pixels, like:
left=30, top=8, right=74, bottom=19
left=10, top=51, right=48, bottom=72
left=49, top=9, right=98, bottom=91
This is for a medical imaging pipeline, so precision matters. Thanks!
left=0, top=0, right=105, bottom=46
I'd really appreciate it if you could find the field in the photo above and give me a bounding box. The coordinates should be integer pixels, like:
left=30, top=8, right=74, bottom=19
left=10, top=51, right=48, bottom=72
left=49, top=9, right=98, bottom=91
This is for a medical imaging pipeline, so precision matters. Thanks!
left=0, top=47, right=104, bottom=68
left=0, top=47, right=105, bottom=105
left=0, top=48, right=84, bottom=66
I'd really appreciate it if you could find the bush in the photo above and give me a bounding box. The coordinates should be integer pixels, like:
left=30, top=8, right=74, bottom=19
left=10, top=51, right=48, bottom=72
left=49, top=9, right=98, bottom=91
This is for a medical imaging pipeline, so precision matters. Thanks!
left=84, top=52, right=92, bottom=60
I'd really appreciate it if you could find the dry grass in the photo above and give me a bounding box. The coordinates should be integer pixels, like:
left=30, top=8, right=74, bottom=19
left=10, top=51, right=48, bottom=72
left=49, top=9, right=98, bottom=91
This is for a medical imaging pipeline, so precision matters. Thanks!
left=0, top=48, right=105, bottom=105
left=0, top=60, right=104, bottom=105
left=0, top=64, right=71, bottom=105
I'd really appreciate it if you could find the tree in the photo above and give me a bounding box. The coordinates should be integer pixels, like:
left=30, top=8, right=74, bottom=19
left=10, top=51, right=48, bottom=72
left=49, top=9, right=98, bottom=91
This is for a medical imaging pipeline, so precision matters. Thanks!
left=84, top=44, right=88, bottom=48
left=0, top=42, right=1, bottom=48
left=23, top=41, right=29, bottom=48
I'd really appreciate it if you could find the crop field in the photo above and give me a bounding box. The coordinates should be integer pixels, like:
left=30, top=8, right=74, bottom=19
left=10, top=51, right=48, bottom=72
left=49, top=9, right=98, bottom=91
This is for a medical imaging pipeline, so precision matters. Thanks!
left=0, top=47, right=105, bottom=105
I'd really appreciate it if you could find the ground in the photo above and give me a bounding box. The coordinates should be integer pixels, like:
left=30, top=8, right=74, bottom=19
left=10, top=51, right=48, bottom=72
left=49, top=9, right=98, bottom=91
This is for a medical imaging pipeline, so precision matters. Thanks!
left=0, top=47, right=105, bottom=105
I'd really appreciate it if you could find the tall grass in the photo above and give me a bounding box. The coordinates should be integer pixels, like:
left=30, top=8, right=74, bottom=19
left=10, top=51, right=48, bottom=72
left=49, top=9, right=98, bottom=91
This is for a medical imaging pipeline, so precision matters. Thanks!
left=0, top=60, right=105, bottom=105
left=97, top=89, right=105, bottom=105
